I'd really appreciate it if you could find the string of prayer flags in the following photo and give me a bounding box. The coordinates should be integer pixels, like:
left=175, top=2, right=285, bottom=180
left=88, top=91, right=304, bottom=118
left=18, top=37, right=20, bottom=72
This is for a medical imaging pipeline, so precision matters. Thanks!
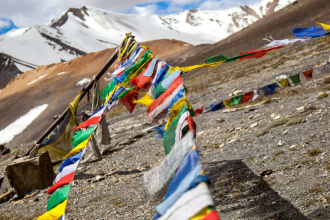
left=63, top=136, right=91, bottom=159
left=47, top=184, right=71, bottom=211
left=157, top=182, right=215, bottom=220
left=131, top=57, right=160, bottom=89
left=278, top=78, right=291, bottom=87
left=289, top=74, right=302, bottom=86
left=302, top=69, right=313, bottom=79
left=210, top=102, right=225, bottom=111
left=206, top=53, right=251, bottom=64
left=37, top=200, right=67, bottom=220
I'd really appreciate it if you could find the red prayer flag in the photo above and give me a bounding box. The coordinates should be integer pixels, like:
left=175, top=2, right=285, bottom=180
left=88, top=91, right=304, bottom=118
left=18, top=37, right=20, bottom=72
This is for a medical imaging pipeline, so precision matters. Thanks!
left=302, top=69, right=313, bottom=79
left=201, top=210, right=221, bottom=220
left=119, top=89, right=139, bottom=113
left=47, top=172, right=75, bottom=194
left=239, top=46, right=284, bottom=61
left=194, top=108, right=203, bottom=116
left=239, top=91, right=254, bottom=104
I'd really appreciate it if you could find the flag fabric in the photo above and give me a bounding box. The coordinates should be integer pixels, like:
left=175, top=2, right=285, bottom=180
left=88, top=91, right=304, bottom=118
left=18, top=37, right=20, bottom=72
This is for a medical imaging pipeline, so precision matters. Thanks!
left=37, top=200, right=67, bottom=220
left=302, top=69, right=313, bottom=79
left=119, top=88, right=139, bottom=113
left=151, top=69, right=182, bottom=99
left=230, top=95, right=243, bottom=106
left=131, top=57, right=159, bottom=89
left=200, top=210, right=221, bottom=220
left=147, top=75, right=184, bottom=123
left=47, top=172, right=75, bottom=194
left=222, top=98, right=231, bottom=107
left=210, top=102, right=225, bottom=111
left=239, top=91, right=254, bottom=104
left=252, top=89, right=262, bottom=101
left=194, top=108, right=203, bottom=116
left=63, top=136, right=90, bottom=159
left=53, top=160, right=79, bottom=185
left=73, top=105, right=107, bottom=129
left=58, top=151, right=83, bottom=172
left=278, top=78, right=291, bottom=87
left=238, top=46, right=284, bottom=61
left=72, top=127, right=95, bottom=148
left=289, top=74, right=302, bottom=86
left=157, top=182, right=214, bottom=220
left=156, top=149, right=200, bottom=215
left=292, top=26, right=329, bottom=38
left=47, top=184, right=71, bottom=211
left=264, top=83, right=279, bottom=95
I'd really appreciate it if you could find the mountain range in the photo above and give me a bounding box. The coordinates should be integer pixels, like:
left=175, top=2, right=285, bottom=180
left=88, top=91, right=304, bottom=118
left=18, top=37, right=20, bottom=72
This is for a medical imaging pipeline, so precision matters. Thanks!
left=0, top=0, right=295, bottom=89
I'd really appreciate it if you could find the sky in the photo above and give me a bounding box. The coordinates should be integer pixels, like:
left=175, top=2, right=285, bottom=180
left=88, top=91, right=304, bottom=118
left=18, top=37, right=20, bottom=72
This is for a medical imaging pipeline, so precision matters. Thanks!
left=0, top=0, right=260, bottom=34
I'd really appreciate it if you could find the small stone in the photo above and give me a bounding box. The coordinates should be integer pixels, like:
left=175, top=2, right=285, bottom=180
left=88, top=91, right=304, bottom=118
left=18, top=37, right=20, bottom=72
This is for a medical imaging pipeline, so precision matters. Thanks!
left=248, top=116, right=253, bottom=119
left=260, top=169, right=273, bottom=176
left=282, top=130, right=289, bottom=135
left=277, top=140, right=284, bottom=146
left=297, top=106, right=305, bottom=113
left=274, top=115, right=281, bottom=120
left=310, top=134, right=315, bottom=138
left=250, top=123, right=258, bottom=128
left=213, top=145, right=219, bottom=149
left=216, top=118, right=225, bottom=123
left=289, top=144, right=296, bottom=149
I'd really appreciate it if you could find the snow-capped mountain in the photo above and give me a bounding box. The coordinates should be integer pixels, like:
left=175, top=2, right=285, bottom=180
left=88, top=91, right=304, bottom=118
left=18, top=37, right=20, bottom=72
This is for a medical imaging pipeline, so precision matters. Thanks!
left=0, top=0, right=295, bottom=89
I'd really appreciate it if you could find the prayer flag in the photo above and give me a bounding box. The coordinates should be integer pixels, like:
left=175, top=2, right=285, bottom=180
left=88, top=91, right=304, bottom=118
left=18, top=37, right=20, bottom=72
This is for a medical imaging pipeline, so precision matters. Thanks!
left=73, top=105, right=106, bottom=129
left=222, top=98, right=231, bottom=108
left=47, top=184, right=71, bottom=211
left=289, top=74, right=301, bottom=86
left=54, top=160, right=79, bottom=185
left=230, top=95, right=242, bottom=106
left=151, top=69, right=182, bottom=99
left=238, top=46, right=284, bottom=61
left=302, top=69, right=313, bottom=79
left=47, top=172, right=75, bottom=194
left=278, top=78, right=291, bottom=87
left=37, top=200, right=67, bottom=220
left=147, top=75, right=184, bottom=123
left=157, top=183, right=214, bottom=220
left=210, top=102, right=225, bottom=111
left=63, top=136, right=90, bottom=159
left=131, top=57, right=159, bottom=89
left=252, top=89, right=262, bottom=101
left=239, top=91, right=254, bottom=104
left=156, top=150, right=200, bottom=215
left=72, top=127, right=95, bottom=148
left=264, top=83, right=279, bottom=95
left=200, top=210, right=221, bottom=220
left=57, top=151, right=82, bottom=172
left=119, top=88, right=139, bottom=113
left=194, top=108, right=203, bottom=116
left=292, top=26, right=329, bottom=38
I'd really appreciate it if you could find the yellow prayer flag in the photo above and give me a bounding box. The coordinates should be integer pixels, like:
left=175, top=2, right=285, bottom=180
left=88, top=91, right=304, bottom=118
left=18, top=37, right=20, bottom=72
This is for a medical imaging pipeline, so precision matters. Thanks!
left=63, top=136, right=91, bottom=160
left=133, top=93, right=154, bottom=106
left=189, top=207, right=212, bottom=220
left=316, top=22, right=330, bottom=31
left=278, top=78, right=290, bottom=87
left=223, top=98, right=231, bottom=108
left=37, top=199, right=67, bottom=220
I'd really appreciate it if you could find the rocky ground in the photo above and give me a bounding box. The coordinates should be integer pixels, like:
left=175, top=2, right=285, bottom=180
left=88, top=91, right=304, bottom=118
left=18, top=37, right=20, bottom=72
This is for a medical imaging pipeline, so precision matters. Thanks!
left=0, top=36, right=330, bottom=219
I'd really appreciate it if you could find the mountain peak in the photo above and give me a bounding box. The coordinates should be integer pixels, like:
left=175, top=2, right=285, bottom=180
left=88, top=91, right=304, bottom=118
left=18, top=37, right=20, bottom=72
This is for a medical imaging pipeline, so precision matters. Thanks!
left=50, top=6, right=89, bottom=28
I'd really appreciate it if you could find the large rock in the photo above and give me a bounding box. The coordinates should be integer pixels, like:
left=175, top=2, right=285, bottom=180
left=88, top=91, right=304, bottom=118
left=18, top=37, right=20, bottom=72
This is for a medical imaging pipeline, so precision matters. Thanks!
left=5, top=151, right=54, bottom=198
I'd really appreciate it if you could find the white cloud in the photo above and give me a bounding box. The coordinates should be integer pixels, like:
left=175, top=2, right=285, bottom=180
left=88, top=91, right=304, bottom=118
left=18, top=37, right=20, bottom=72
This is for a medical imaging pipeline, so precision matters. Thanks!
left=199, top=0, right=261, bottom=10
left=131, top=4, right=160, bottom=15
left=0, top=19, right=11, bottom=29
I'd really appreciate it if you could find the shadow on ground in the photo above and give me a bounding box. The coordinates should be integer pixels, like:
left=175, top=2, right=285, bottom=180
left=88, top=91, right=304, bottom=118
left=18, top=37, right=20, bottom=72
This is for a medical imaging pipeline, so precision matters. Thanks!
left=204, top=160, right=330, bottom=220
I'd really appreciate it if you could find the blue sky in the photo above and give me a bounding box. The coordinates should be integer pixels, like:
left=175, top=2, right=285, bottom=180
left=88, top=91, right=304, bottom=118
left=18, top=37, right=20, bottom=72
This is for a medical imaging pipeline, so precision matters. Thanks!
left=0, top=0, right=259, bottom=35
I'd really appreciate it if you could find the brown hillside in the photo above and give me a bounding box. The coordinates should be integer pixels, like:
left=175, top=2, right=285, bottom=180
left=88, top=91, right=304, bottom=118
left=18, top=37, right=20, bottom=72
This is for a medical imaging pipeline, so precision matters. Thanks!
left=0, top=39, right=192, bottom=149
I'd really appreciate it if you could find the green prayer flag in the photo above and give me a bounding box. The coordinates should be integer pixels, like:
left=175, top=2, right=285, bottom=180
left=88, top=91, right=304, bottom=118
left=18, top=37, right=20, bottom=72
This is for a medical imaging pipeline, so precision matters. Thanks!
left=100, top=79, right=117, bottom=100
left=72, top=126, right=95, bottom=148
left=289, top=74, right=301, bottom=86
left=47, top=184, right=71, bottom=211
left=230, top=94, right=243, bottom=106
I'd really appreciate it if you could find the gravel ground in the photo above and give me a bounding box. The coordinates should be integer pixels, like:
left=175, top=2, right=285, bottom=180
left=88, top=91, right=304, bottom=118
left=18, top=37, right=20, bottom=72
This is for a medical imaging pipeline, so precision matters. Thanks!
left=1, top=37, right=330, bottom=219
